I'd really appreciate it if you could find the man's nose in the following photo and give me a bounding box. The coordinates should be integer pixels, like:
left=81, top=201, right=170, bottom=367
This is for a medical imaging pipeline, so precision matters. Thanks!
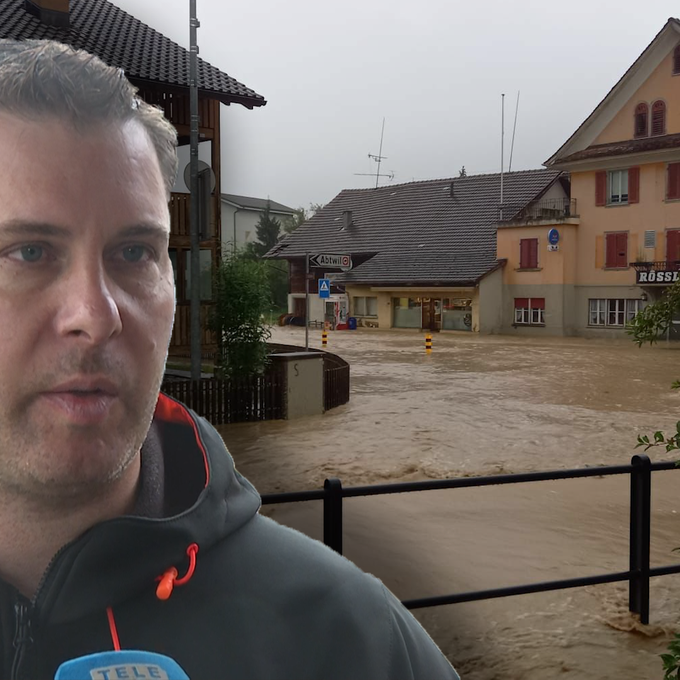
left=54, top=260, right=123, bottom=344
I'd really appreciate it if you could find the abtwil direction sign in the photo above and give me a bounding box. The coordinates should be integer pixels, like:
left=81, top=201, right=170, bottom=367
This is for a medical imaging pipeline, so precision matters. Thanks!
left=309, top=253, right=352, bottom=270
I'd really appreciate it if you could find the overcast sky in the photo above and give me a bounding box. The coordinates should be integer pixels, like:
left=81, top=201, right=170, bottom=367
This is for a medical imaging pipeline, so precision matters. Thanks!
left=114, top=0, right=679, bottom=212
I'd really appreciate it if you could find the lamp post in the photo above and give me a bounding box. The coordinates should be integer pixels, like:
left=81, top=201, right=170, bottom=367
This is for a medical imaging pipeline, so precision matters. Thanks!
left=189, top=0, right=201, bottom=381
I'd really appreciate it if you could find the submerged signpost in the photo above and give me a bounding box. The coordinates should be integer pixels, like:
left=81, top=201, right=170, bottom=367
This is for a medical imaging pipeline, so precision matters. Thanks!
left=305, top=254, right=352, bottom=351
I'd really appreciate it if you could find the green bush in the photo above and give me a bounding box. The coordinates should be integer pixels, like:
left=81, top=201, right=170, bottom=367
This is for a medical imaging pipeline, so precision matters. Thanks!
left=208, top=253, right=272, bottom=378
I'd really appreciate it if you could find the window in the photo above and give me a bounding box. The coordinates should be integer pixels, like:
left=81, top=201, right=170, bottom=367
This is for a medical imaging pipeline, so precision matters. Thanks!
left=668, top=229, right=680, bottom=262
left=589, top=298, right=644, bottom=327
left=608, top=170, right=628, bottom=204
left=667, top=163, right=680, bottom=200
left=675, top=45, right=680, bottom=75
left=519, top=238, right=538, bottom=269
left=626, top=299, right=642, bottom=324
left=354, top=296, right=377, bottom=316
left=514, top=298, right=544, bottom=325
left=605, top=232, right=628, bottom=268
left=651, top=100, right=666, bottom=136
left=589, top=299, right=606, bottom=326
left=634, top=103, right=648, bottom=138
left=608, top=299, right=625, bottom=326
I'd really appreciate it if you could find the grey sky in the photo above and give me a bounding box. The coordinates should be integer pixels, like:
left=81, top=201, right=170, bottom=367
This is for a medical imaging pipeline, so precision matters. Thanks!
left=114, top=0, right=679, bottom=211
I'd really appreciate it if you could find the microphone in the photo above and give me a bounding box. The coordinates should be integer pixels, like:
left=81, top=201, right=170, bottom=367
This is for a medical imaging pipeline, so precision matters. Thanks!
left=54, top=650, right=189, bottom=680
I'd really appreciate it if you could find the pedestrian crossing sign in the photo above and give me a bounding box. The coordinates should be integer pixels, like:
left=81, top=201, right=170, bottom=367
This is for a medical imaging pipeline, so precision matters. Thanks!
left=318, top=278, right=331, bottom=298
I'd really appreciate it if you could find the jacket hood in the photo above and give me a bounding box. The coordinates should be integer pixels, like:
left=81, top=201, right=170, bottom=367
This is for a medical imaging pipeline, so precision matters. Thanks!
left=34, top=393, right=261, bottom=626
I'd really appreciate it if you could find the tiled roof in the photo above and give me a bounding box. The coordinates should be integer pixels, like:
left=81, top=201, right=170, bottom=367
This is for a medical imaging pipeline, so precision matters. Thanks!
left=556, top=132, right=680, bottom=164
left=268, top=169, right=562, bottom=286
left=0, top=0, right=266, bottom=108
left=221, top=194, right=295, bottom=214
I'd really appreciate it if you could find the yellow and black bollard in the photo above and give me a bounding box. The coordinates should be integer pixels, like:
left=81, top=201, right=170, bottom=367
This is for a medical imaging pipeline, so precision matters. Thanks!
left=322, top=330, right=328, bottom=347
left=425, top=333, right=432, bottom=354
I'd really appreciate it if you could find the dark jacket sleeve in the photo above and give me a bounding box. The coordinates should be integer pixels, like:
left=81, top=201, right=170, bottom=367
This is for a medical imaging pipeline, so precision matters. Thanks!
left=379, top=583, right=460, bottom=679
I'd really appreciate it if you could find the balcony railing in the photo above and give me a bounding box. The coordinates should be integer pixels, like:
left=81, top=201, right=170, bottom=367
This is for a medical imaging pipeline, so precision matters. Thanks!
left=502, top=197, right=578, bottom=223
left=631, top=261, right=680, bottom=272
left=631, top=261, right=680, bottom=284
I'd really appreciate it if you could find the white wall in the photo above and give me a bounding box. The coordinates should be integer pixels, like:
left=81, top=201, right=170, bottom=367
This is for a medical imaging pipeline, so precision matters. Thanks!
left=221, top=205, right=261, bottom=252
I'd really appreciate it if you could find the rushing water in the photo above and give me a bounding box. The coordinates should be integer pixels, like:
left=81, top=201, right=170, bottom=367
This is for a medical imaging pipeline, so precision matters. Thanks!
left=217, top=327, right=680, bottom=680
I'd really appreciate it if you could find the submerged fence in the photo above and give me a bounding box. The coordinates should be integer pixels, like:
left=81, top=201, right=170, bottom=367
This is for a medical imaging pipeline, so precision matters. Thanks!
left=161, top=365, right=286, bottom=423
left=261, top=455, right=678, bottom=624
left=163, top=345, right=350, bottom=424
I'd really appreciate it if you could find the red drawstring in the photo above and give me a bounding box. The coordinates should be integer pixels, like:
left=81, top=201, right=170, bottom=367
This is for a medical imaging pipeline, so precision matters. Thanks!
left=156, top=543, right=199, bottom=601
left=106, top=607, right=121, bottom=651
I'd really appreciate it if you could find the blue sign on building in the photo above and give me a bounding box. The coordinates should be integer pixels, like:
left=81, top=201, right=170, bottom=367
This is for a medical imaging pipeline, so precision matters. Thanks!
left=318, top=278, right=331, bottom=298
left=548, top=228, right=560, bottom=245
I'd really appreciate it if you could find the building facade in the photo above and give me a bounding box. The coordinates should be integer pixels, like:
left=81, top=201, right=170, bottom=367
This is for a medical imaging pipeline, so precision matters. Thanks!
left=531, top=18, right=680, bottom=338
left=221, top=194, right=295, bottom=253
left=268, top=170, right=563, bottom=333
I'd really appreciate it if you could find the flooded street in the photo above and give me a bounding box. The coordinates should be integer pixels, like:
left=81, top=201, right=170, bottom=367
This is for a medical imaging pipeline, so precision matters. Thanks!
left=217, top=327, right=680, bottom=679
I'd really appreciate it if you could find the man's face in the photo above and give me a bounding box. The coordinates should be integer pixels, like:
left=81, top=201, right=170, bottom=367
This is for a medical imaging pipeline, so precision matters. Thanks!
left=0, top=113, right=175, bottom=503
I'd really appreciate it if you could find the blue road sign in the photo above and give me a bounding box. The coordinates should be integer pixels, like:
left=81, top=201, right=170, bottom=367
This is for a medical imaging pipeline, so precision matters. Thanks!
left=318, top=278, right=331, bottom=298
left=548, top=228, right=560, bottom=245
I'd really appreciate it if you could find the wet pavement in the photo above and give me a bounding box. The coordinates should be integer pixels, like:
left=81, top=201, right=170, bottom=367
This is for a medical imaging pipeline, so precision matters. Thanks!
left=217, top=327, right=680, bottom=679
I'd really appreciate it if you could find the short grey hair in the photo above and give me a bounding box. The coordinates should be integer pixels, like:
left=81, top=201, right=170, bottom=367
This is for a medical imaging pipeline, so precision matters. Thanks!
left=0, top=39, right=178, bottom=196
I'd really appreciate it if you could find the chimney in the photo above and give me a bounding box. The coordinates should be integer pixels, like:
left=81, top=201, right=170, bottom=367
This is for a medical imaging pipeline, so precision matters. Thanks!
left=342, top=210, right=353, bottom=229
left=25, top=0, right=70, bottom=28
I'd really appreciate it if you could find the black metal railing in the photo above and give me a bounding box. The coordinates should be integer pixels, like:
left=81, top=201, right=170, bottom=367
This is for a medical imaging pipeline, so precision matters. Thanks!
left=261, top=455, right=677, bottom=624
left=631, top=260, right=680, bottom=272
left=503, top=197, right=578, bottom=223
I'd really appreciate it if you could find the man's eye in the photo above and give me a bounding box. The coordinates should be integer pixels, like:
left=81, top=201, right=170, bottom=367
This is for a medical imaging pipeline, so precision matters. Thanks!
left=13, top=245, right=44, bottom=263
left=120, top=245, right=153, bottom=263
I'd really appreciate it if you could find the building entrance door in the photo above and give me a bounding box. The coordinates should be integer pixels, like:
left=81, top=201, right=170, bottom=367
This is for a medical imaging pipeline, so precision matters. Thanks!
left=421, top=298, right=442, bottom=331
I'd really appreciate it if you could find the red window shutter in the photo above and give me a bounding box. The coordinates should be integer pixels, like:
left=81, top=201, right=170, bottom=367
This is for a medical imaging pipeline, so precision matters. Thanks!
left=528, top=238, right=538, bottom=268
left=531, top=298, right=545, bottom=310
left=668, top=163, right=680, bottom=200
left=595, top=171, right=607, bottom=206
left=520, top=239, right=529, bottom=268
left=515, top=298, right=528, bottom=308
left=675, top=45, right=680, bottom=75
left=651, top=100, right=666, bottom=136
left=628, top=166, right=640, bottom=203
left=616, top=233, right=628, bottom=267
left=634, top=104, right=648, bottom=138
left=605, top=233, right=617, bottom=268
left=667, top=230, right=680, bottom=262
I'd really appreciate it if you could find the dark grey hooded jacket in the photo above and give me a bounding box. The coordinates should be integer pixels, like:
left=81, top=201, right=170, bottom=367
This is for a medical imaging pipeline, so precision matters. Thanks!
left=1, top=393, right=460, bottom=679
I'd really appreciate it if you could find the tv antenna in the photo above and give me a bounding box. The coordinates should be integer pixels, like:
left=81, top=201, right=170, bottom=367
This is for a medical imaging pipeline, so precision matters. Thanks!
left=354, top=118, right=394, bottom=188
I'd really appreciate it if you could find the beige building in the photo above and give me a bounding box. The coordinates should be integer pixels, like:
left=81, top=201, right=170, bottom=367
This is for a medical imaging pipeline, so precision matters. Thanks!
left=267, top=170, right=563, bottom=333
left=526, top=18, right=680, bottom=338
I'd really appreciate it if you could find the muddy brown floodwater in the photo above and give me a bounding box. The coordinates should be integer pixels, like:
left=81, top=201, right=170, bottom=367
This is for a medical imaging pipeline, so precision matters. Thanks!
left=217, top=327, right=680, bottom=680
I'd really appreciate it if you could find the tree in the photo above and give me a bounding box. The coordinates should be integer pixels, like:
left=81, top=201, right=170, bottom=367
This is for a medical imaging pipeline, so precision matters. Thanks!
left=208, top=253, right=272, bottom=378
left=282, top=202, right=325, bottom=235
left=627, top=284, right=680, bottom=678
left=247, top=201, right=282, bottom=258
left=628, top=284, right=680, bottom=450
left=282, top=207, right=308, bottom=235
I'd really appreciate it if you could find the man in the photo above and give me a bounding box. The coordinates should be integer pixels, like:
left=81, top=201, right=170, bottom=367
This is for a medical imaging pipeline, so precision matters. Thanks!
left=0, top=39, right=460, bottom=679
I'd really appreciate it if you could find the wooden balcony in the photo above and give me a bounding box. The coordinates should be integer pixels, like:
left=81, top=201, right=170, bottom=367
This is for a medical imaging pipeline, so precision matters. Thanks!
left=169, top=304, right=217, bottom=357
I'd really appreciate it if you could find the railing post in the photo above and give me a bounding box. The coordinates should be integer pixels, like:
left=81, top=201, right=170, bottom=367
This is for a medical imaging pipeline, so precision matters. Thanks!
left=629, top=454, right=651, bottom=624
left=323, top=478, right=343, bottom=555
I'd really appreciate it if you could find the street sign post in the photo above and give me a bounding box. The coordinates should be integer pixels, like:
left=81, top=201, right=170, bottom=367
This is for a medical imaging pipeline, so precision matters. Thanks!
left=318, top=279, right=331, bottom=298
left=309, top=254, right=352, bottom=270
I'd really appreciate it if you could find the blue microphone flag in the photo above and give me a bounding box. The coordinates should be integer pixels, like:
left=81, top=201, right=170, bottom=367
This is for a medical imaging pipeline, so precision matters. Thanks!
left=54, top=650, right=189, bottom=680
